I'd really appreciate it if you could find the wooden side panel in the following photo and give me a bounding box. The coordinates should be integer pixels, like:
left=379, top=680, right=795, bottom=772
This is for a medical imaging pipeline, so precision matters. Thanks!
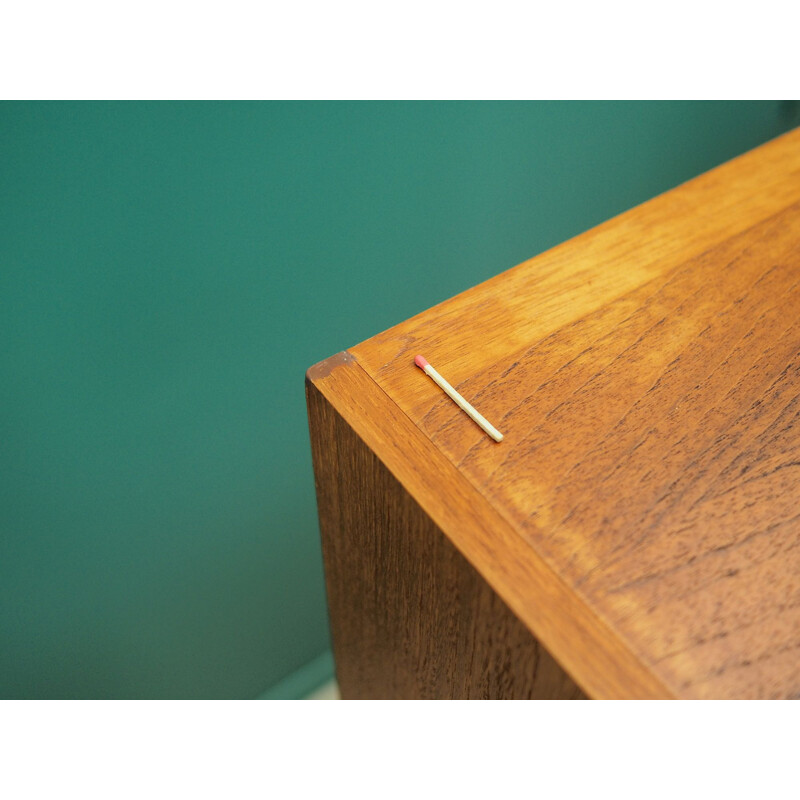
left=307, top=376, right=585, bottom=699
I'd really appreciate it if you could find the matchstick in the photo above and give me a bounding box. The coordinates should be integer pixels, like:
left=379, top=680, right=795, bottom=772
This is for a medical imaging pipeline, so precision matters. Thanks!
left=414, top=355, right=504, bottom=442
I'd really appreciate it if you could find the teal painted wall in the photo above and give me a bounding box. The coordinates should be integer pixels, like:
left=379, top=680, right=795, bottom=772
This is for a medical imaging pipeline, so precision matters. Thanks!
left=1, top=102, right=796, bottom=698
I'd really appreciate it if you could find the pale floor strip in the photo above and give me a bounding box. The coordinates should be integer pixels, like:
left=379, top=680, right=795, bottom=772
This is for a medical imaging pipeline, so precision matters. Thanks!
left=305, top=679, right=340, bottom=699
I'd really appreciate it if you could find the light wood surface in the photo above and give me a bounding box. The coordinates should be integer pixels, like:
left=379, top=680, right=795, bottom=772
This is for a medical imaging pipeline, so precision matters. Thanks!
left=309, top=128, right=800, bottom=698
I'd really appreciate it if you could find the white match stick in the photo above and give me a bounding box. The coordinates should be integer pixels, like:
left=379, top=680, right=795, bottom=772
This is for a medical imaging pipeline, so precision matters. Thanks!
left=414, top=355, right=504, bottom=442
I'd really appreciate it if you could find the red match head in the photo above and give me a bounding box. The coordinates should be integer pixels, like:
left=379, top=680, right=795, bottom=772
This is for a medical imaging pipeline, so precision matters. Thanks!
left=414, top=355, right=429, bottom=370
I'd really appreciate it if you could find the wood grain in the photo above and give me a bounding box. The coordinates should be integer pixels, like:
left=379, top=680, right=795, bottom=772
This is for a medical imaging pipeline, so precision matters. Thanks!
left=308, top=354, right=672, bottom=698
left=307, top=373, right=585, bottom=699
left=353, top=128, right=800, bottom=408
left=309, top=128, right=800, bottom=698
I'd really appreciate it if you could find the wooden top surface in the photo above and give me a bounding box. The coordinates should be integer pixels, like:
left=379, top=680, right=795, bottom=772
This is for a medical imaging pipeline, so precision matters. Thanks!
left=310, top=128, right=800, bottom=698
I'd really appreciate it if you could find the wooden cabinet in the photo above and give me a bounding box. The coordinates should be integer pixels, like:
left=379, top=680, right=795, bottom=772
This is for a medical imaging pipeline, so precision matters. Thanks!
left=307, top=128, right=800, bottom=699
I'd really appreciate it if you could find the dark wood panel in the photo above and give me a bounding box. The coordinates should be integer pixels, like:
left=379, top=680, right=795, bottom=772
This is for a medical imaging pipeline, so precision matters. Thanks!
left=307, top=374, right=585, bottom=699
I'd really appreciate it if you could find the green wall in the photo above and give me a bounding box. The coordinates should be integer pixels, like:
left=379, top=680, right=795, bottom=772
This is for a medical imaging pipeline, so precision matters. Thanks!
left=1, top=102, right=796, bottom=698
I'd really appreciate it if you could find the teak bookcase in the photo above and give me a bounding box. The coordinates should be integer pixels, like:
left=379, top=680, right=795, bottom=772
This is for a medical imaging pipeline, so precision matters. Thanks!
left=307, top=129, right=800, bottom=699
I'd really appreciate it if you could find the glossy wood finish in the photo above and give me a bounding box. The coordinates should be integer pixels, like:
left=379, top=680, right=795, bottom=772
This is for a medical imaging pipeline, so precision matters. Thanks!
left=309, top=128, right=800, bottom=698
